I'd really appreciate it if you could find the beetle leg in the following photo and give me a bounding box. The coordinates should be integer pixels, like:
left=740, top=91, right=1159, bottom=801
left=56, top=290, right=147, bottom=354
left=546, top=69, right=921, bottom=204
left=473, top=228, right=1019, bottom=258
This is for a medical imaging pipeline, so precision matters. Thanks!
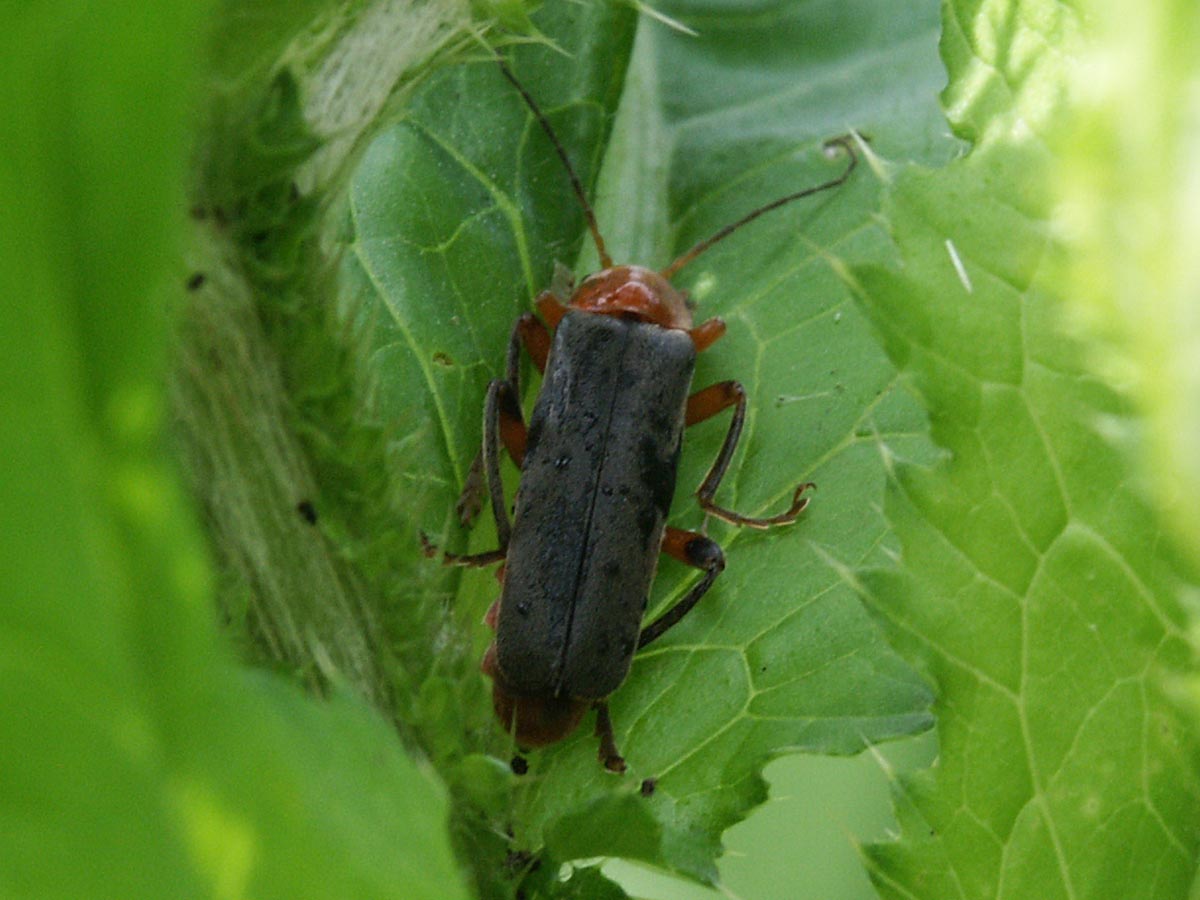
left=637, top=527, right=726, bottom=648
left=419, top=531, right=506, bottom=567
left=685, top=380, right=814, bottom=529
left=456, top=312, right=549, bottom=525
left=454, top=451, right=486, bottom=526
left=511, top=309, right=551, bottom=382
left=535, top=290, right=567, bottom=330
left=593, top=701, right=627, bottom=773
left=426, top=377, right=525, bottom=565
left=687, top=316, right=726, bottom=352
left=482, top=378, right=521, bottom=550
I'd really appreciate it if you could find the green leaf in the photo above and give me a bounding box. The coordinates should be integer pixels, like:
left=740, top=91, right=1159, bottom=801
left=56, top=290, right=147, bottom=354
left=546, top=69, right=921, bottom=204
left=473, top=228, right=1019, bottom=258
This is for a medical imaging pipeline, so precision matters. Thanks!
left=853, top=1, right=1200, bottom=897
left=339, top=0, right=950, bottom=886
left=1055, top=0, right=1200, bottom=571
left=0, top=3, right=468, bottom=899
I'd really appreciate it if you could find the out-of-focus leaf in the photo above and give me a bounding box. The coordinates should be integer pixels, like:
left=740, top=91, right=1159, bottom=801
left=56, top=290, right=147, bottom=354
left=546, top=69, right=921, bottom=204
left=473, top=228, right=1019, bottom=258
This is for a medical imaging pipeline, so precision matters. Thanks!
left=1055, top=0, right=1200, bottom=571
left=0, top=3, right=469, bottom=898
left=854, top=1, right=1200, bottom=897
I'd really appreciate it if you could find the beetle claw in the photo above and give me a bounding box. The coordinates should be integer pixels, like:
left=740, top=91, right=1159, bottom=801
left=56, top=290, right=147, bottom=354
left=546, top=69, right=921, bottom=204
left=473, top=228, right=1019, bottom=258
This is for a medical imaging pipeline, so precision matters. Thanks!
left=602, top=751, right=627, bottom=774
left=418, top=531, right=439, bottom=557
left=593, top=701, right=626, bottom=774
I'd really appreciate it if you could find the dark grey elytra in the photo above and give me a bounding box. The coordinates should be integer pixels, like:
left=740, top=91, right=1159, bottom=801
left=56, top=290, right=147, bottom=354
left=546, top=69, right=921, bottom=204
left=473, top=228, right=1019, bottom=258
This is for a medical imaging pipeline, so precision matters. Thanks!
left=421, top=52, right=862, bottom=773
left=497, top=310, right=695, bottom=701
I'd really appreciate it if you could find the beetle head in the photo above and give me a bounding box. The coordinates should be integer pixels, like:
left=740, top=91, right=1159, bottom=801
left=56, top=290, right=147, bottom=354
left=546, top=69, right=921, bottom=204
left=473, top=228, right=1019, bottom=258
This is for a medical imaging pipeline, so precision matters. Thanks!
left=569, top=265, right=693, bottom=330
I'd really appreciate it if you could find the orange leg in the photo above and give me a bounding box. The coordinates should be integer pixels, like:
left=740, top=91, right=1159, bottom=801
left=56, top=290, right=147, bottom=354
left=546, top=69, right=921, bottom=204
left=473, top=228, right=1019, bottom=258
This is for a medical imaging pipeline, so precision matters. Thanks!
left=684, top=381, right=813, bottom=529
left=637, top=526, right=726, bottom=648
left=535, top=290, right=567, bottom=330
left=456, top=310, right=551, bottom=524
left=687, top=316, right=726, bottom=352
left=515, top=309, right=551, bottom=376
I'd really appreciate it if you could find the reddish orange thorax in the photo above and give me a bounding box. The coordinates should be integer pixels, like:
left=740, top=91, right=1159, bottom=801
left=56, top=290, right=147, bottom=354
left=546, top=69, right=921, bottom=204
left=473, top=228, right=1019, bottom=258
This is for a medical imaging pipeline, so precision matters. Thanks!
left=569, top=265, right=694, bottom=330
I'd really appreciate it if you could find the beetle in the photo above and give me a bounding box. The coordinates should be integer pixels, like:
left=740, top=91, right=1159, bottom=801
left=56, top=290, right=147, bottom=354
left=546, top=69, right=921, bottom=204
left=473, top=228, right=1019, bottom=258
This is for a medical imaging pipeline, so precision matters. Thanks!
left=423, top=57, right=861, bottom=772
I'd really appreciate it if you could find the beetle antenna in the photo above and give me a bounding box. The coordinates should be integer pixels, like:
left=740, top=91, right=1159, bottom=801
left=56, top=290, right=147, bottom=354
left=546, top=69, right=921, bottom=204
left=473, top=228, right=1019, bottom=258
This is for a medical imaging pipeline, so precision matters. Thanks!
left=660, top=135, right=862, bottom=281
left=497, top=58, right=613, bottom=269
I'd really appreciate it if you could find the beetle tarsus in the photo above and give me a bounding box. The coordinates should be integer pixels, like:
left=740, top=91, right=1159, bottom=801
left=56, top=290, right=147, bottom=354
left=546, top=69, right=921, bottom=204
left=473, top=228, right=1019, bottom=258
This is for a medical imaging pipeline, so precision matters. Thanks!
left=455, top=451, right=486, bottom=526
left=687, top=378, right=815, bottom=529
left=700, top=480, right=814, bottom=530
left=594, top=701, right=626, bottom=774
left=419, top=531, right=506, bottom=568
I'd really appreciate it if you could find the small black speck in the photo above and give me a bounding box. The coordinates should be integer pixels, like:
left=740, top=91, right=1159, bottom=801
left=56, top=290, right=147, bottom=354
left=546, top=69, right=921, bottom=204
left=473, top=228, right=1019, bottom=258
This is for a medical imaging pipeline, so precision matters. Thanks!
left=296, top=500, right=317, bottom=525
left=640, top=778, right=657, bottom=797
left=504, top=847, right=538, bottom=879
left=186, top=272, right=206, bottom=291
left=510, top=755, right=528, bottom=776
left=515, top=600, right=531, bottom=616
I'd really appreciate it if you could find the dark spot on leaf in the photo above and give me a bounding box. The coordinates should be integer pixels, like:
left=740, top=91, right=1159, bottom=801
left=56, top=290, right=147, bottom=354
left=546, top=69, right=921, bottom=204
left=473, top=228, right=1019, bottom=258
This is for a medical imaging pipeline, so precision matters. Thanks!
left=296, top=500, right=317, bottom=524
left=640, top=778, right=657, bottom=797
left=432, top=351, right=454, bottom=367
left=510, top=755, right=528, bottom=775
left=186, top=272, right=206, bottom=291
left=504, top=848, right=537, bottom=874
